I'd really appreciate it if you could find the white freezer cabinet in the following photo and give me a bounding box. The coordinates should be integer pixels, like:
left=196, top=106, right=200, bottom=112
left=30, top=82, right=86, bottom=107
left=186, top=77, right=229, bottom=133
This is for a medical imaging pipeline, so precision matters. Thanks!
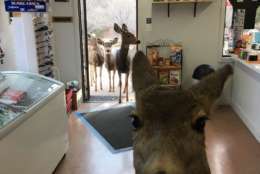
left=0, top=71, right=68, bottom=174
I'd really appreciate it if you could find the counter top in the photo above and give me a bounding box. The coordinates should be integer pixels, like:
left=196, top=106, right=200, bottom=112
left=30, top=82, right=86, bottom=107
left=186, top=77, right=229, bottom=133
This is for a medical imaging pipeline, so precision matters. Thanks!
left=221, top=55, right=260, bottom=76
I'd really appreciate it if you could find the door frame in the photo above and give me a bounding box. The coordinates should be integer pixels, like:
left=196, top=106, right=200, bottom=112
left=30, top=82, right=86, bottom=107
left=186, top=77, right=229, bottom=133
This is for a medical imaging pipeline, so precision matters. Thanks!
left=78, top=0, right=139, bottom=101
left=78, top=0, right=90, bottom=101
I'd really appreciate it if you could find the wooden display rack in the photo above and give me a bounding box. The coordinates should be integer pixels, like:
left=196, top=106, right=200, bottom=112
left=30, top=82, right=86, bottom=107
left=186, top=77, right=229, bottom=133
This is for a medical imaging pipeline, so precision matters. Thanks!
left=146, top=43, right=183, bottom=89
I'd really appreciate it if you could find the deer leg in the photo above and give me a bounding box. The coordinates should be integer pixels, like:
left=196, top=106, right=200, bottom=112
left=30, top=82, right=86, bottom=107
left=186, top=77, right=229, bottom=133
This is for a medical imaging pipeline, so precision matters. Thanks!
left=125, top=73, right=129, bottom=102
left=118, top=72, right=122, bottom=104
left=89, top=65, right=92, bottom=87
left=109, top=70, right=111, bottom=92
left=112, top=70, right=115, bottom=92
left=94, top=65, right=97, bottom=91
left=123, top=74, right=128, bottom=93
left=92, top=66, right=95, bottom=87
left=100, top=66, right=103, bottom=90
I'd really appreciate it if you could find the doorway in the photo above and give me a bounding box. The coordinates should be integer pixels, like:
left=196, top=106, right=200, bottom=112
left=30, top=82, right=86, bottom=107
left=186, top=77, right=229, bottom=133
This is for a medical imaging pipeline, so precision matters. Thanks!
left=78, top=0, right=138, bottom=102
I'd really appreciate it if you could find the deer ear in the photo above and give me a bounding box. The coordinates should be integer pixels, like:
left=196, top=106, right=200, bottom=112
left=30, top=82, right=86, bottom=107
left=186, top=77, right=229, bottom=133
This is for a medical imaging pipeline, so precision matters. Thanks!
left=114, top=23, right=122, bottom=34
left=112, top=37, right=118, bottom=45
left=132, top=51, right=157, bottom=93
left=122, top=24, right=128, bottom=32
left=190, top=64, right=233, bottom=113
left=97, top=38, right=104, bottom=45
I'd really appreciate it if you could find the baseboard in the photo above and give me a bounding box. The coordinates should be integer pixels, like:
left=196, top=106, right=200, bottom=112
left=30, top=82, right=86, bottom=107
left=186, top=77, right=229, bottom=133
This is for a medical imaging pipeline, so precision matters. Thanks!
left=231, top=102, right=260, bottom=142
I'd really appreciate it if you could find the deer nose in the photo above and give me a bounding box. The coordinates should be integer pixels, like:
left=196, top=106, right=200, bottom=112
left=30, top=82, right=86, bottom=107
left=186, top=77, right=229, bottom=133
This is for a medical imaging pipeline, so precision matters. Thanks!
left=143, top=155, right=174, bottom=174
left=136, top=40, right=141, bottom=44
left=155, top=170, right=166, bottom=174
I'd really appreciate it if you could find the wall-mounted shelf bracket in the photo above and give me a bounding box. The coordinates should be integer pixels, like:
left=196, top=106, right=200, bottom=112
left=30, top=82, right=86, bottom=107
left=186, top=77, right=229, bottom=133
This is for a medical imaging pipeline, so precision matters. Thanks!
left=194, top=1, right=198, bottom=17
left=153, top=0, right=212, bottom=18
left=168, top=3, right=170, bottom=17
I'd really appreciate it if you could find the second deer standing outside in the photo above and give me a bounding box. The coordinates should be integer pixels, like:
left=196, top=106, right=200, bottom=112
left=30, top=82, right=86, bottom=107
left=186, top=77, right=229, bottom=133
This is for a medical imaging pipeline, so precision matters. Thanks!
left=97, top=37, right=119, bottom=92
left=114, top=23, right=140, bottom=103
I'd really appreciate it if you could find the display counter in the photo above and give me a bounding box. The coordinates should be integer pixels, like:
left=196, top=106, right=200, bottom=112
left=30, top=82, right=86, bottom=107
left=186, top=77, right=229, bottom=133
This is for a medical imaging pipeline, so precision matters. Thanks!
left=0, top=71, right=68, bottom=174
left=225, top=55, right=260, bottom=142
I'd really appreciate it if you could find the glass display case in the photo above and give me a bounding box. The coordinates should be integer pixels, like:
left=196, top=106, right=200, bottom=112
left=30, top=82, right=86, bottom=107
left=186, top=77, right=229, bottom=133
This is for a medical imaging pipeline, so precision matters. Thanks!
left=0, top=71, right=67, bottom=174
left=0, top=72, right=62, bottom=129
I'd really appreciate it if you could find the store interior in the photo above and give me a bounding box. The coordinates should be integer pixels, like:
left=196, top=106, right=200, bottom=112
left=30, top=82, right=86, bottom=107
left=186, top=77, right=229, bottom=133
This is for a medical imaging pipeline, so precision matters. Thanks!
left=0, top=0, right=260, bottom=174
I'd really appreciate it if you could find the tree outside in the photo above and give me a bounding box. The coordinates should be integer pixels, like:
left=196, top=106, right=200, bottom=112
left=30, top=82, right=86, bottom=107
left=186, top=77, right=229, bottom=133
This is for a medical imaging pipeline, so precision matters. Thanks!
left=86, top=0, right=136, bottom=38
left=84, top=0, right=137, bottom=101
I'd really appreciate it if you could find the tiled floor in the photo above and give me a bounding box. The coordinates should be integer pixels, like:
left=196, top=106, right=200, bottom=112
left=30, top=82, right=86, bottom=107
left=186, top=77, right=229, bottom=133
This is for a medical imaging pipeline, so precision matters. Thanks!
left=55, top=104, right=260, bottom=174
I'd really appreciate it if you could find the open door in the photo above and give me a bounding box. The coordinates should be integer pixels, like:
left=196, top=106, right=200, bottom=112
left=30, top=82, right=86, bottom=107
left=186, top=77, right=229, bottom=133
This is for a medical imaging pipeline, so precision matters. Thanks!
left=79, top=0, right=138, bottom=103
left=78, top=0, right=90, bottom=101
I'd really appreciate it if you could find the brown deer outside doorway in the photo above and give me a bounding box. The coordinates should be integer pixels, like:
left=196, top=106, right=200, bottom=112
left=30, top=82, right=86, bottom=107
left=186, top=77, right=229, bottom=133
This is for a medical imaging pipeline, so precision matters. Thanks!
left=79, top=0, right=138, bottom=102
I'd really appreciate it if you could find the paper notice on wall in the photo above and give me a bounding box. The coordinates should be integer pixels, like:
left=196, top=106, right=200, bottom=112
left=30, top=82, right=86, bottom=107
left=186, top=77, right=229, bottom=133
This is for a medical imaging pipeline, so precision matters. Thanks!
left=145, top=0, right=153, bottom=32
left=145, top=17, right=152, bottom=31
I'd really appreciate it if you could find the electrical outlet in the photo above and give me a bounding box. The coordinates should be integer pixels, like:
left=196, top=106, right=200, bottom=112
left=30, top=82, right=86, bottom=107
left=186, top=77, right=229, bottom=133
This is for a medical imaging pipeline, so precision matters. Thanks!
left=146, top=18, right=152, bottom=24
left=145, top=17, right=152, bottom=32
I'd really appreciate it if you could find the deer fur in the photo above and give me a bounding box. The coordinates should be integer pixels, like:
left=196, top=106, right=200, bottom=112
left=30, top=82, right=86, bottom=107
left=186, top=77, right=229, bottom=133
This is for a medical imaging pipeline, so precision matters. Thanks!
left=88, top=33, right=105, bottom=91
left=97, top=38, right=119, bottom=92
left=114, top=23, right=140, bottom=103
left=131, top=51, right=233, bottom=174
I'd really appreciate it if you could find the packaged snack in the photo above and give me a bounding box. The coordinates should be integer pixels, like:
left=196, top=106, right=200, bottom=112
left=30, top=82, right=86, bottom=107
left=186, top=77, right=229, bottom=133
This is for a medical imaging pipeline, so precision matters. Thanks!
left=159, top=70, right=169, bottom=85
left=169, top=70, right=181, bottom=86
left=170, top=44, right=183, bottom=65
left=147, top=48, right=159, bottom=66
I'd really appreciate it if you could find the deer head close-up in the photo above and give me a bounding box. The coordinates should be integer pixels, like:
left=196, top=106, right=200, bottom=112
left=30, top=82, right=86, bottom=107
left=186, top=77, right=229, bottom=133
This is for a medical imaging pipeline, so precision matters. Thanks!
left=131, top=51, right=233, bottom=174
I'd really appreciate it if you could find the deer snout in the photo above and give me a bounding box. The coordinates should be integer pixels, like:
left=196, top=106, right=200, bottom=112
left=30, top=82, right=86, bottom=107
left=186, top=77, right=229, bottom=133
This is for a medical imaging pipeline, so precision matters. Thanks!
left=136, top=40, right=141, bottom=44
left=105, top=48, right=112, bottom=54
left=155, top=171, right=166, bottom=174
left=143, top=153, right=181, bottom=174
left=144, top=166, right=169, bottom=174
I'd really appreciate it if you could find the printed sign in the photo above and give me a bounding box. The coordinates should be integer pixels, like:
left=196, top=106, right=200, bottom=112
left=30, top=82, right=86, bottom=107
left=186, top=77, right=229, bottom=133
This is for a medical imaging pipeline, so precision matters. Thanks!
left=4, top=0, right=47, bottom=12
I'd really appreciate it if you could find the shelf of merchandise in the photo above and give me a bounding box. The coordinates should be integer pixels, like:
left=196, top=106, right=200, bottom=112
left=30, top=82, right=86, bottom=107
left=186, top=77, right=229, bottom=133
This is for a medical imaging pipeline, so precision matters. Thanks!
left=152, top=65, right=181, bottom=70
left=146, top=43, right=183, bottom=89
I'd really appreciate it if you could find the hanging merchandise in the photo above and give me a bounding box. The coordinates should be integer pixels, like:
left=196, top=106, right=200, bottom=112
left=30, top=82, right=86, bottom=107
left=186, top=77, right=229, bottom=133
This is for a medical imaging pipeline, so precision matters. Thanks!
left=230, top=0, right=260, bottom=29
left=233, top=9, right=245, bottom=46
left=33, top=15, right=55, bottom=78
left=0, top=47, right=4, bottom=58
left=0, top=40, right=5, bottom=65
left=225, top=0, right=233, bottom=28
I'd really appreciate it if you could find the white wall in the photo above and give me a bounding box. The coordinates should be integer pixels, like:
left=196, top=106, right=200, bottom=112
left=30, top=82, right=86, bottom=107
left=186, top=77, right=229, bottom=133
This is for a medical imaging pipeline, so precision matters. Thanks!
left=11, top=14, right=38, bottom=73
left=138, top=0, right=225, bottom=87
left=0, top=1, right=16, bottom=71
left=0, top=2, right=38, bottom=73
left=51, top=0, right=81, bottom=83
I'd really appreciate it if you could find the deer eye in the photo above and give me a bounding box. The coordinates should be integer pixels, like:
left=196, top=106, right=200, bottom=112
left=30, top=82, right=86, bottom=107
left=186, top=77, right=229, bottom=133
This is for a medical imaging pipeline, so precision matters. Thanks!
left=192, top=116, right=209, bottom=133
left=129, top=114, right=143, bottom=130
